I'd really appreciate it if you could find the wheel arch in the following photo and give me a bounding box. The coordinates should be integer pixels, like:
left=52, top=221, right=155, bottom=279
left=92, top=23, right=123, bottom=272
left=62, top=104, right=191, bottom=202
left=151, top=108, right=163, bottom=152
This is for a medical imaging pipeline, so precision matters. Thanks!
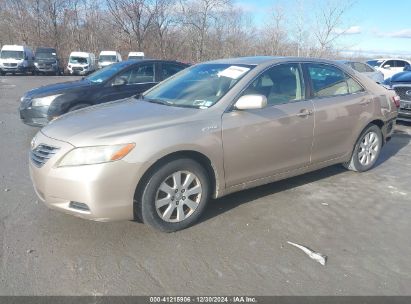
left=133, top=150, right=220, bottom=220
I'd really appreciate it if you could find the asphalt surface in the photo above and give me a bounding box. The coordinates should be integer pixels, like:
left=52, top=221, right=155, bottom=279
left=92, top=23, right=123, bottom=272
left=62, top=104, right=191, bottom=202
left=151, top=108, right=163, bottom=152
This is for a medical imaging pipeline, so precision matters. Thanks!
left=0, top=76, right=410, bottom=296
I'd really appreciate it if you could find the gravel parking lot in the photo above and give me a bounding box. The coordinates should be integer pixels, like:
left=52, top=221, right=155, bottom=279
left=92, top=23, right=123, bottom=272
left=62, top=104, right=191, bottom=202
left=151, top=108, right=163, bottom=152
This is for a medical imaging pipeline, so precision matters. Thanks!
left=0, top=76, right=410, bottom=296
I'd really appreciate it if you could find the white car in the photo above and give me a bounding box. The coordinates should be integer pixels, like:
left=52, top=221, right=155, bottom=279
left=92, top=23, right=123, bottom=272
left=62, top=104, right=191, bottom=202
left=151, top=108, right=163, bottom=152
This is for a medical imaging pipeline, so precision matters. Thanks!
left=98, top=51, right=122, bottom=69
left=0, top=45, right=35, bottom=75
left=67, top=52, right=96, bottom=75
left=127, top=52, right=145, bottom=60
left=366, top=58, right=411, bottom=80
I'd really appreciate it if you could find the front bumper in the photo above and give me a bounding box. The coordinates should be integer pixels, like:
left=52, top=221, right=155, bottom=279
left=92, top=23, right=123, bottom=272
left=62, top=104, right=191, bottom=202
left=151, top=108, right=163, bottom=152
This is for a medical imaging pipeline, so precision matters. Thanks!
left=19, top=105, right=49, bottom=127
left=35, top=65, right=58, bottom=73
left=68, top=67, right=89, bottom=75
left=29, top=131, right=138, bottom=222
left=0, top=65, right=27, bottom=73
left=398, top=100, right=411, bottom=122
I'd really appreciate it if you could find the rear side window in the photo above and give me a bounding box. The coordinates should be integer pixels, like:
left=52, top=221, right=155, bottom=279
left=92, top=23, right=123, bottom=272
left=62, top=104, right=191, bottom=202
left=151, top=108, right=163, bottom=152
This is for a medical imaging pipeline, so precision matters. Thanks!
left=307, top=64, right=348, bottom=97
left=162, top=63, right=185, bottom=80
left=352, top=62, right=367, bottom=73
left=346, top=75, right=364, bottom=94
left=395, top=60, right=407, bottom=68
left=363, top=64, right=375, bottom=72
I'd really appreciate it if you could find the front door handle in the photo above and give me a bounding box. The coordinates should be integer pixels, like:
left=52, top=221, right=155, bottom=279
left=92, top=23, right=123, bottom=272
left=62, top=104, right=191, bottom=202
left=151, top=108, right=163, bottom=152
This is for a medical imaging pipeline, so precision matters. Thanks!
left=296, top=109, right=313, bottom=117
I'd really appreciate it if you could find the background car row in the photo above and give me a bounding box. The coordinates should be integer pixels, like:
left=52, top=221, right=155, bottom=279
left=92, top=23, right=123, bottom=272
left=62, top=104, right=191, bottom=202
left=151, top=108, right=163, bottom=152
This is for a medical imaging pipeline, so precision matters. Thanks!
left=0, top=44, right=145, bottom=76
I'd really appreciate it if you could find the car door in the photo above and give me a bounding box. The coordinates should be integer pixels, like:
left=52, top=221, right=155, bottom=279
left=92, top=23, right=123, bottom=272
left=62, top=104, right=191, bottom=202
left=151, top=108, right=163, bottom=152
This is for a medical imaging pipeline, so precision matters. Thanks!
left=305, top=63, right=369, bottom=164
left=222, top=63, right=315, bottom=187
left=97, top=63, right=157, bottom=103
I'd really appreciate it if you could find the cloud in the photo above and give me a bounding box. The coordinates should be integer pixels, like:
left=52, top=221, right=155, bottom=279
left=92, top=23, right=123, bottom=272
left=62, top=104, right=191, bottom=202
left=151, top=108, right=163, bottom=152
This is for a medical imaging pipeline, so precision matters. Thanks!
left=335, top=26, right=361, bottom=35
left=382, top=29, right=411, bottom=39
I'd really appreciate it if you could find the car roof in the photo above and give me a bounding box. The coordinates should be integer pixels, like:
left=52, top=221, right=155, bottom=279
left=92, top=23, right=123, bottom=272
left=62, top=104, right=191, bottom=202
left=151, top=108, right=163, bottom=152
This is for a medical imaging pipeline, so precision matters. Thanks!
left=204, top=56, right=346, bottom=66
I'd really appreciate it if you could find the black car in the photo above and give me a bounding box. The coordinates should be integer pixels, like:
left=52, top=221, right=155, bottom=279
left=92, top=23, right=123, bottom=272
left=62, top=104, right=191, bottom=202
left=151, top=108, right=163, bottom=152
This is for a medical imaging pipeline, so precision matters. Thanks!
left=19, top=60, right=188, bottom=127
left=34, top=47, right=63, bottom=75
left=384, top=71, right=411, bottom=122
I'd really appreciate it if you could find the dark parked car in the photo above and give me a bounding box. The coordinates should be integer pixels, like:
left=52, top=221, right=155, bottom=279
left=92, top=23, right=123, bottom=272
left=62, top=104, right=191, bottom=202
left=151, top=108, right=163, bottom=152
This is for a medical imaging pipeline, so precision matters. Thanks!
left=34, top=47, right=63, bottom=75
left=384, top=71, right=411, bottom=122
left=19, top=60, right=188, bottom=127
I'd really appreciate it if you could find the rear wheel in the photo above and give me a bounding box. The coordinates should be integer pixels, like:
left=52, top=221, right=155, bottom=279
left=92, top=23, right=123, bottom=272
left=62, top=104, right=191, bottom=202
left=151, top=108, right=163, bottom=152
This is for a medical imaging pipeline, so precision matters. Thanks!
left=344, top=124, right=382, bottom=172
left=136, top=158, right=210, bottom=232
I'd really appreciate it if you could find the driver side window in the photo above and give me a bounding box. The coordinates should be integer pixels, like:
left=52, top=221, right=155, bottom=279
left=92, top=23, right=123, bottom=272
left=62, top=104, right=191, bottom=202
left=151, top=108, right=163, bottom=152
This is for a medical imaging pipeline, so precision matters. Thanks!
left=241, top=63, right=304, bottom=106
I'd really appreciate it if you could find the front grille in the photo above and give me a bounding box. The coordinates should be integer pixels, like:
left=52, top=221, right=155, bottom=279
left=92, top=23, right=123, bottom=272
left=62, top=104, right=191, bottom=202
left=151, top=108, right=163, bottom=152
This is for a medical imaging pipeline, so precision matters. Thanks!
left=4, top=63, right=17, bottom=67
left=31, top=144, right=60, bottom=167
left=72, top=67, right=83, bottom=71
left=394, top=86, right=411, bottom=101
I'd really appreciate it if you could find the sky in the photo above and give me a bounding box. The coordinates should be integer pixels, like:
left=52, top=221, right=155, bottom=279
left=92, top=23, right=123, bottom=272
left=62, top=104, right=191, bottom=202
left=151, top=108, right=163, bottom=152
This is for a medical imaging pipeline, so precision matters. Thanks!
left=235, top=0, right=411, bottom=58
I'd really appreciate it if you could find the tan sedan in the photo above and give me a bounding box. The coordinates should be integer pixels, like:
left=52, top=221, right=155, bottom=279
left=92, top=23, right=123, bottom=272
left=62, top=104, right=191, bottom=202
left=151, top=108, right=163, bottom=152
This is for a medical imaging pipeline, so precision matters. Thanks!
left=29, top=57, right=399, bottom=232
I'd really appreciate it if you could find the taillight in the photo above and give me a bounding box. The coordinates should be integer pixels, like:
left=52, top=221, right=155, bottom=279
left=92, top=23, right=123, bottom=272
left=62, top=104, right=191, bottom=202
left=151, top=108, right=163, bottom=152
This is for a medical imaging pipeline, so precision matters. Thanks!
left=392, top=95, right=400, bottom=108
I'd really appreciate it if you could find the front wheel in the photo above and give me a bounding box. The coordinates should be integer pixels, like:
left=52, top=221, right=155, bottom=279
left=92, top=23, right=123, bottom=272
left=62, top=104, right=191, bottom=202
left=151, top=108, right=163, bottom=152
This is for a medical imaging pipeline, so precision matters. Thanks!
left=344, top=124, right=382, bottom=172
left=137, top=158, right=210, bottom=232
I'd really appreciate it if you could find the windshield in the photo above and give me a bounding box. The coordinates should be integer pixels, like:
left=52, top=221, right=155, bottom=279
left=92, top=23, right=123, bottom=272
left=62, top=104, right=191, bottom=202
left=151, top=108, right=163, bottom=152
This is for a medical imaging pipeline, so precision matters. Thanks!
left=366, top=60, right=383, bottom=67
left=129, top=56, right=143, bottom=60
left=69, top=56, right=88, bottom=64
left=99, top=55, right=116, bottom=62
left=1, top=50, right=24, bottom=59
left=36, top=52, right=56, bottom=60
left=143, top=63, right=253, bottom=108
left=86, top=61, right=130, bottom=83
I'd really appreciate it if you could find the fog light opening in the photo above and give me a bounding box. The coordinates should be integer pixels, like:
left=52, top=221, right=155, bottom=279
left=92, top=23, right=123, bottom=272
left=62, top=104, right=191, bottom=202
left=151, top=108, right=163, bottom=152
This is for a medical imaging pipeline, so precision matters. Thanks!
left=69, top=201, right=90, bottom=212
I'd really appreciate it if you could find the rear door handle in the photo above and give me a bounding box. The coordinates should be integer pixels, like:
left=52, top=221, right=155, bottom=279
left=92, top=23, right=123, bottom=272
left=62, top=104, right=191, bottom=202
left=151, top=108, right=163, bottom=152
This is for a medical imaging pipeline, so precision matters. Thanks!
left=296, top=109, right=314, bottom=117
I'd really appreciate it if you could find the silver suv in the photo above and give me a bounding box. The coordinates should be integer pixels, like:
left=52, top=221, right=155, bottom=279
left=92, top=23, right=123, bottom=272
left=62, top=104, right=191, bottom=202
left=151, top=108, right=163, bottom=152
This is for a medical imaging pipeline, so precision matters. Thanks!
left=29, top=57, right=398, bottom=232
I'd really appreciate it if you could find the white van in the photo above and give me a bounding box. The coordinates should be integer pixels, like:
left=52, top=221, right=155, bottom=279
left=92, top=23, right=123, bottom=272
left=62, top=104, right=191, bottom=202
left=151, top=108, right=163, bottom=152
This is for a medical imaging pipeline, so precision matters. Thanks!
left=127, top=52, right=145, bottom=60
left=98, top=51, right=122, bottom=69
left=67, top=52, right=96, bottom=75
left=0, top=45, right=35, bottom=75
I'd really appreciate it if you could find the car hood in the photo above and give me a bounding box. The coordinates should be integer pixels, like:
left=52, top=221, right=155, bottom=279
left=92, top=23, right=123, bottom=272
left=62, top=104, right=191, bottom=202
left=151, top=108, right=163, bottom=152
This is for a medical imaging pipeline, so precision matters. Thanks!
left=390, top=71, right=411, bottom=83
left=24, top=79, right=92, bottom=98
left=41, top=99, right=204, bottom=146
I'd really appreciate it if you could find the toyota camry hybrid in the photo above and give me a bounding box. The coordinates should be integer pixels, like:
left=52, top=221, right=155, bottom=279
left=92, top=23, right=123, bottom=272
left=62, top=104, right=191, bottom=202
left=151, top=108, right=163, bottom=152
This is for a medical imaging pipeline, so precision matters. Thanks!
left=29, top=56, right=398, bottom=232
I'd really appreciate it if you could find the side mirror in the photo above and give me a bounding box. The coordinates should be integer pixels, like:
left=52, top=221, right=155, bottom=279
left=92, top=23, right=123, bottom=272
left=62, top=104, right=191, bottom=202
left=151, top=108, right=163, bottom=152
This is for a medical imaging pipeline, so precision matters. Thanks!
left=235, top=94, right=267, bottom=110
left=112, top=77, right=127, bottom=87
left=383, top=65, right=391, bottom=69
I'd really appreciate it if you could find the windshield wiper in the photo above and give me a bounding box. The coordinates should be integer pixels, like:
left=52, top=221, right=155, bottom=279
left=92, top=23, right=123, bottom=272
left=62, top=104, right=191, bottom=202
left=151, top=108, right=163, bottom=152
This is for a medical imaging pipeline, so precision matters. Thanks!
left=144, top=98, right=174, bottom=106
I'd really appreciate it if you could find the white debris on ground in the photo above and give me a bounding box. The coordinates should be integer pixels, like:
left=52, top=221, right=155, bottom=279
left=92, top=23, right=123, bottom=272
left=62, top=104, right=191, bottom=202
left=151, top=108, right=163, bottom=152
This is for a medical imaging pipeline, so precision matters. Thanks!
left=287, top=241, right=327, bottom=266
left=388, top=185, right=407, bottom=196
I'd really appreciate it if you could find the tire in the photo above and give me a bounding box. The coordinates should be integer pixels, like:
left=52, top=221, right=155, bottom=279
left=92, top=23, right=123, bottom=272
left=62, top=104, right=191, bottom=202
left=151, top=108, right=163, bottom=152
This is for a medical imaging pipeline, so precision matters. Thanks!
left=136, top=158, right=210, bottom=232
left=343, top=124, right=383, bottom=172
left=0, top=71, right=5, bottom=76
left=68, top=103, right=91, bottom=112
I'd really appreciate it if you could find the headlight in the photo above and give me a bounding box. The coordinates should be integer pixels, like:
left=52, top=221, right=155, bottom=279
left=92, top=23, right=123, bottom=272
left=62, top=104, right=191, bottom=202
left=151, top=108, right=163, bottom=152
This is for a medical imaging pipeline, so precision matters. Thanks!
left=58, top=143, right=135, bottom=167
left=31, top=94, right=62, bottom=107
left=34, top=62, right=39, bottom=66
